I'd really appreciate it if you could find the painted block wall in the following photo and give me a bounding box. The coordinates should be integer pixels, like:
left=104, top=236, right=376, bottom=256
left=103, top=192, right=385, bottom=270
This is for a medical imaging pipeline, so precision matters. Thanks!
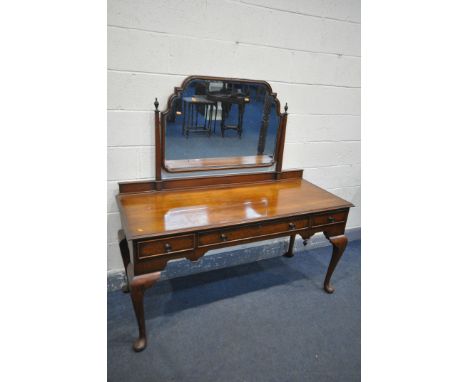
left=107, top=0, right=361, bottom=274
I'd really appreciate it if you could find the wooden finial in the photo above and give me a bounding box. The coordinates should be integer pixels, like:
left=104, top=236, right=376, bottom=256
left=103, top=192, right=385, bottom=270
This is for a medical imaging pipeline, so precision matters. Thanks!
left=154, top=97, right=159, bottom=111
left=284, top=102, right=288, bottom=113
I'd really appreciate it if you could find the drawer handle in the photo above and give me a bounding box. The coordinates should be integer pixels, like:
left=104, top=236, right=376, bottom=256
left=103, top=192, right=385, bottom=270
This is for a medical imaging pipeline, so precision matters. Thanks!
left=220, top=233, right=228, bottom=241
left=164, top=243, right=172, bottom=252
left=288, top=222, right=296, bottom=230
left=328, top=216, right=336, bottom=223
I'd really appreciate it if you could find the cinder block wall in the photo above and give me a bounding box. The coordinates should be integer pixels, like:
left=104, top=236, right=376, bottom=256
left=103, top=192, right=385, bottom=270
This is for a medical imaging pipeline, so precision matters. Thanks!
left=107, top=0, right=361, bottom=275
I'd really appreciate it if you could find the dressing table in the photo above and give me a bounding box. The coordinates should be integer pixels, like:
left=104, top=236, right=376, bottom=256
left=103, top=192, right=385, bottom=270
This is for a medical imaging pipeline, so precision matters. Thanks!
left=116, top=75, right=353, bottom=352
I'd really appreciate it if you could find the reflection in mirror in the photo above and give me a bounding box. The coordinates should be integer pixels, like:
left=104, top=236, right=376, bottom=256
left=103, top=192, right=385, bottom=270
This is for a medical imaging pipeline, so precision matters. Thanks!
left=163, top=78, right=280, bottom=172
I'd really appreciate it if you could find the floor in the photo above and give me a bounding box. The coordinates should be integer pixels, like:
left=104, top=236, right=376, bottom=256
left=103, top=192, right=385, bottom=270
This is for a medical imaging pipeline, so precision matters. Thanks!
left=107, top=240, right=361, bottom=382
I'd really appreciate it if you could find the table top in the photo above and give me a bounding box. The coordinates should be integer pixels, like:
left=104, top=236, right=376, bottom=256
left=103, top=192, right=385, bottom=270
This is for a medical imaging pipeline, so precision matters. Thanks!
left=117, top=179, right=353, bottom=240
left=182, top=95, right=215, bottom=104
left=207, top=93, right=249, bottom=104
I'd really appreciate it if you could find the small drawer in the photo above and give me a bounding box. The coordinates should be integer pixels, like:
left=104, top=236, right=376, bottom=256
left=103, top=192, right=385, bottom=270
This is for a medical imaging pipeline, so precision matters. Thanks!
left=199, top=217, right=308, bottom=247
left=137, top=234, right=195, bottom=259
left=312, top=210, right=347, bottom=226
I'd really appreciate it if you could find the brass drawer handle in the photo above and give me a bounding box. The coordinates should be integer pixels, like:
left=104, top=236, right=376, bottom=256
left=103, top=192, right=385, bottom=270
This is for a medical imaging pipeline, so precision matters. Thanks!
left=164, top=243, right=172, bottom=252
left=328, top=216, right=336, bottom=223
left=288, top=222, right=296, bottom=230
left=220, top=233, right=228, bottom=241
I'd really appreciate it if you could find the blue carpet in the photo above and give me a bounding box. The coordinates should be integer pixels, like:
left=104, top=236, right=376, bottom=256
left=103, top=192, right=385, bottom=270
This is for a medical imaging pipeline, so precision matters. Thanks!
left=108, top=240, right=361, bottom=381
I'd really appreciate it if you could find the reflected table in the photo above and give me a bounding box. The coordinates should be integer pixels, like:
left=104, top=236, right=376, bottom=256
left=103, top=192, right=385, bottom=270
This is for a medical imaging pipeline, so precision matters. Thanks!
left=182, top=96, right=217, bottom=137
left=207, top=93, right=249, bottom=138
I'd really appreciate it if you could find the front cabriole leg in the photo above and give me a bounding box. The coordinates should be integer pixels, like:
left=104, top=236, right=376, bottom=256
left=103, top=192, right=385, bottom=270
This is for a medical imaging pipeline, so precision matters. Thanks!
left=118, top=229, right=131, bottom=293
left=130, top=272, right=161, bottom=352
left=323, top=234, right=348, bottom=294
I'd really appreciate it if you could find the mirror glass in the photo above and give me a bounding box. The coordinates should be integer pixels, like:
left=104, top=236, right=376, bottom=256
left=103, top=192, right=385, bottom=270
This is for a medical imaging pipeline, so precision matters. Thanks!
left=163, top=78, right=280, bottom=172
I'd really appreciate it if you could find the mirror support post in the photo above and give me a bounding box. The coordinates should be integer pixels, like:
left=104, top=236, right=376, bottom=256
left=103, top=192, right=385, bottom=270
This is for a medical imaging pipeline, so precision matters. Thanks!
left=275, top=103, right=288, bottom=179
left=154, top=98, right=163, bottom=190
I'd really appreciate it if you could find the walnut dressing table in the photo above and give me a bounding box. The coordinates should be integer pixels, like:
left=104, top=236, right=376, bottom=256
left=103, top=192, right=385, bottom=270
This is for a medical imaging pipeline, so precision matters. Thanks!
left=116, top=76, right=353, bottom=352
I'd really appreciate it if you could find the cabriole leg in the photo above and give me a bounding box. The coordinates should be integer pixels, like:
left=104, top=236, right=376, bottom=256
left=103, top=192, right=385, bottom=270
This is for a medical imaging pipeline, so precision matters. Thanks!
left=283, top=234, right=296, bottom=258
left=323, top=234, right=348, bottom=294
left=130, top=272, right=161, bottom=352
left=118, top=229, right=130, bottom=293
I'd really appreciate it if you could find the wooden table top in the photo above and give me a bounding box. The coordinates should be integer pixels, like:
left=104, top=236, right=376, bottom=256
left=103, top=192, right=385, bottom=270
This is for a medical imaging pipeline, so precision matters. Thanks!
left=118, top=179, right=353, bottom=239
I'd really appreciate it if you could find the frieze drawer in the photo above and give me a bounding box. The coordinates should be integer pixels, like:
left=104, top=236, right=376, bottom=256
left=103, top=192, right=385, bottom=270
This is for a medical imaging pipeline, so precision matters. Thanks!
left=137, top=235, right=195, bottom=259
left=312, top=210, right=348, bottom=226
left=198, top=217, right=309, bottom=247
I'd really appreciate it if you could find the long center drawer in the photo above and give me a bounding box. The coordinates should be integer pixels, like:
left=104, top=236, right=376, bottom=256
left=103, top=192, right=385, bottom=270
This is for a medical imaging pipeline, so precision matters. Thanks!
left=198, top=216, right=308, bottom=247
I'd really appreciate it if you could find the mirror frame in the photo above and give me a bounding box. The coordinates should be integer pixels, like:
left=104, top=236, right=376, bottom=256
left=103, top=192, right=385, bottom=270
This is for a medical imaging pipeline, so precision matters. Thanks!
left=160, top=75, right=286, bottom=174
